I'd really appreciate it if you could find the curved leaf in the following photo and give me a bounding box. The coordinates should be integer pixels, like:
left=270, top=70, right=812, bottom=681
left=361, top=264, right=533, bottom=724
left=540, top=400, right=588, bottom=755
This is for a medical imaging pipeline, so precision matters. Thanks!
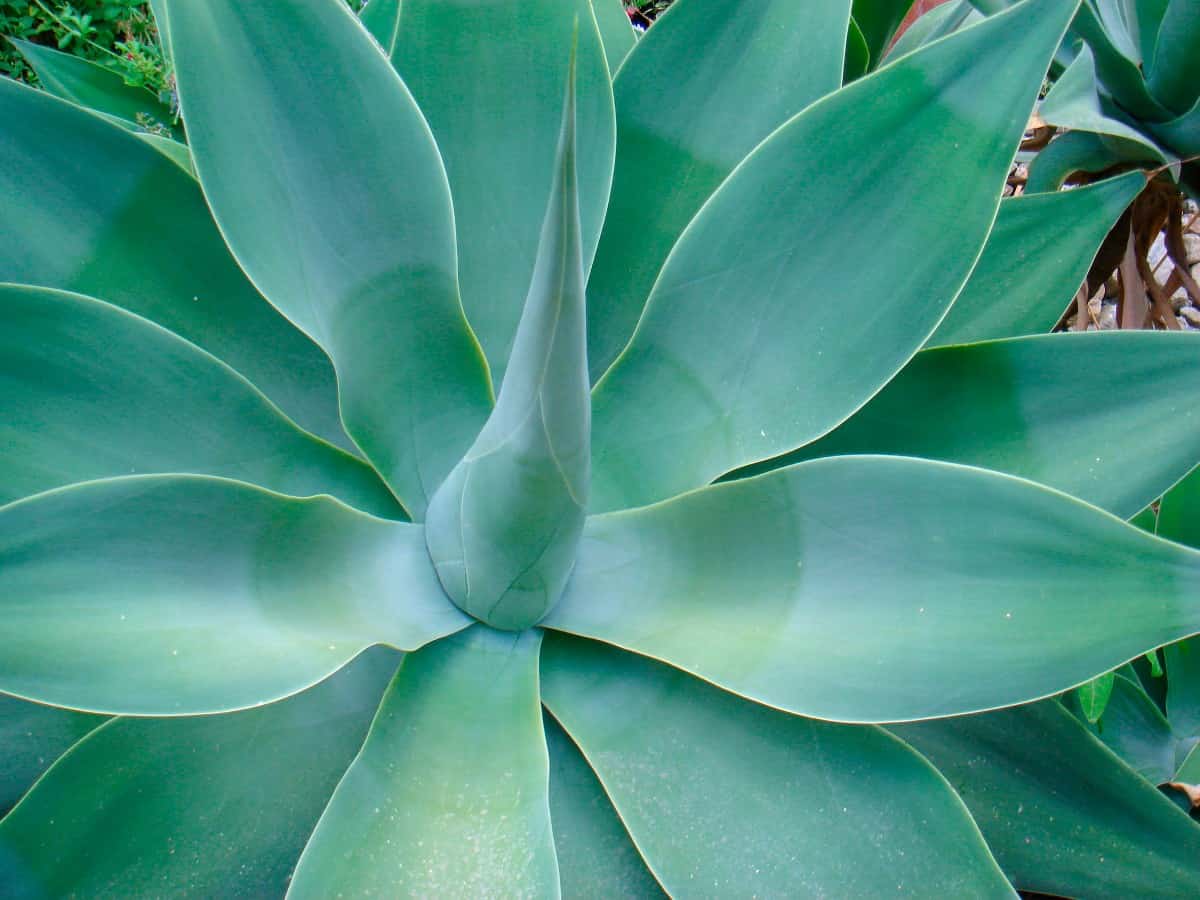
left=1165, top=635, right=1200, bottom=738
left=0, top=649, right=397, bottom=898
left=290, top=628, right=558, bottom=898
left=0, top=697, right=104, bottom=819
left=0, top=476, right=468, bottom=715
left=0, top=77, right=350, bottom=451
left=893, top=700, right=1200, bottom=898
left=591, top=0, right=637, bottom=72
left=1160, top=465, right=1200, bottom=554
left=163, top=0, right=493, bottom=518
left=0, top=284, right=401, bottom=517
left=1026, top=130, right=1162, bottom=192
left=586, top=0, right=852, bottom=380
left=544, top=455, right=1200, bottom=723
left=1146, top=0, right=1200, bottom=116
left=540, top=634, right=1014, bottom=897
left=844, top=17, right=871, bottom=83
left=927, top=171, right=1145, bottom=346
left=369, top=0, right=615, bottom=385
left=1072, top=1, right=1173, bottom=120
left=747, top=332, right=1200, bottom=519
left=7, top=37, right=177, bottom=137
left=1067, top=673, right=1179, bottom=783
left=425, top=69, right=589, bottom=631
left=1039, top=45, right=1170, bottom=163
left=544, top=713, right=664, bottom=899
left=851, top=0, right=918, bottom=62
left=590, top=0, right=1076, bottom=512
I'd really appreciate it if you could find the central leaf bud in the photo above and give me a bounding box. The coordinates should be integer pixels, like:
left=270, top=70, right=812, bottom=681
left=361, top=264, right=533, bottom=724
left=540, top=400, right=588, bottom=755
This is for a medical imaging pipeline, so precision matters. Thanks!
left=424, top=64, right=588, bottom=631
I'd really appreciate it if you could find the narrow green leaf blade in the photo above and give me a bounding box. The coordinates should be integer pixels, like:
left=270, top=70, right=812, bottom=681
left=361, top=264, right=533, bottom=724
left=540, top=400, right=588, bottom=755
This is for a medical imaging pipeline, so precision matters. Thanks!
left=893, top=700, right=1200, bottom=898
left=1159, top=464, right=1200, bottom=550
left=425, top=70, right=590, bottom=631
left=1146, top=0, right=1200, bottom=116
left=0, top=649, right=397, bottom=898
left=590, top=0, right=1076, bottom=512
left=928, top=171, right=1145, bottom=346
left=541, top=635, right=1014, bottom=897
left=752, top=332, right=1200, bottom=519
left=374, top=0, right=615, bottom=385
left=289, top=628, right=558, bottom=898
left=0, top=697, right=104, bottom=819
left=0, top=285, right=401, bottom=517
left=545, top=713, right=665, bottom=899
left=544, top=456, right=1200, bottom=723
left=851, top=0, right=918, bottom=61
left=163, top=0, right=493, bottom=517
left=0, top=476, right=468, bottom=715
left=0, top=78, right=349, bottom=452
left=844, top=17, right=871, bottom=83
left=7, top=37, right=177, bottom=137
left=586, top=0, right=851, bottom=380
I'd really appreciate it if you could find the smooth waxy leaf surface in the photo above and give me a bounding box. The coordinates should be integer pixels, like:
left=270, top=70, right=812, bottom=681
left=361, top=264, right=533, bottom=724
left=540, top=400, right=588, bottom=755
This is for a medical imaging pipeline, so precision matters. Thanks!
left=0, top=476, right=467, bottom=715
left=163, top=0, right=492, bottom=517
left=0, top=285, right=401, bottom=517
left=851, top=0, right=918, bottom=62
left=425, top=72, right=589, bottom=631
left=586, top=0, right=852, bottom=380
left=758, top=332, right=1200, bottom=519
left=7, top=37, right=177, bottom=138
left=1071, top=1, right=1172, bottom=119
left=541, top=635, right=1013, bottom=897
left=545, top=455, right=1200, bottom=722
left=893, top=700, right=1200, bottom=898
left=367, top=0, right=615, bottom=384
left=590, top=0, right=1075, bottom=512
left=844, top=17, right=871, bottom=82
left=0, top=649, right=398, bottom=898
left=544, top=714, right=664, bottom=899
left=1146, top=0, right=1200, bottom=115
left=290, top=628, right=557, bottom=898
left=0, top=697, right=104, bottom=819
left=1039, top=46, right=1169, bottom=164
left=1159, top=465, right=1200, bottom=551
left=927, top=172, right=1145, bottom=346
left=589, top=0, right=637, bottom=72
left=1069, top=674, right=1179, bottom=783
left=1026, top=130, right=1159, bottom=192
left=0, top=78, right=349, bottom=451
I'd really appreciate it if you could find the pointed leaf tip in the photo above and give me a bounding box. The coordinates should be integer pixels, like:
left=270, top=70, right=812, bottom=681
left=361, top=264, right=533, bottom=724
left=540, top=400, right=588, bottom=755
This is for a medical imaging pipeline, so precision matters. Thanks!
left=424, top=63, right=590, bottom=632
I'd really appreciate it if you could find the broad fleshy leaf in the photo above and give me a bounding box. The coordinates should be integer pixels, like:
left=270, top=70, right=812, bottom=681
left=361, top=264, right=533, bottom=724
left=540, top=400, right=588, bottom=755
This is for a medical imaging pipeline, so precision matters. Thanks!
left=589, top=0, right=637, bottom=73
left=7, top=37, right=178, bottom=137
left=544, top=713, right=665, bottom=899
left=544, top=455, right=1200, bottom=723
left=1071, top=1, right=1173, bottom=119
left=425, top=70, right=589, bottom=631
left=0, top=697, right=104, bottom=819
left=0, top=284, right=401, bottom=517
left=886, top=0, right=981, bottom=61
left=1038, top=45, right=1170, bottom=164
left=1166, top=637, right=1200, bottom=737
left=0, top=78, right=349, bottom=451
left=1026, top=130, right=1161, bottom=192
left=289, top=628, right=557, bottom=898
left=1068, top=673, right=1179, bottom=784
left=367, top=0, right=615, bottom=385
left=0, top=476, right=468, bottom=715
left=1146, top=0, right=1200, bottom=116
left=162, top=0, right=493, bottom=517
left=586, top=0, right=852, bottom=380
left=0, top=649, right=398, bottom=898
left=892, top=700, right=1200, bottom=898
left=540, top=634, right=1014, bottom=897
left=749, top=332, right=1200, bottom=519
left=589, top=0, right=1076, bottom=512
left=927, top=171, right=1145, bottom=346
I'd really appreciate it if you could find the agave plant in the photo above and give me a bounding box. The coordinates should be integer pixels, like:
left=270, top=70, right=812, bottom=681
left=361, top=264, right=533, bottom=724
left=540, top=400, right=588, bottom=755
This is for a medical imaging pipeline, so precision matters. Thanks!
left=5, top=0, right=1200, bottom=894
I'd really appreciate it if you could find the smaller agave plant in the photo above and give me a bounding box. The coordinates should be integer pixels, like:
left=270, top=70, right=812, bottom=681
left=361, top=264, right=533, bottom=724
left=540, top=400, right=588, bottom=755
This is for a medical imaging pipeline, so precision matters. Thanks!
left=3, top=0, right=1200, bottom=895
